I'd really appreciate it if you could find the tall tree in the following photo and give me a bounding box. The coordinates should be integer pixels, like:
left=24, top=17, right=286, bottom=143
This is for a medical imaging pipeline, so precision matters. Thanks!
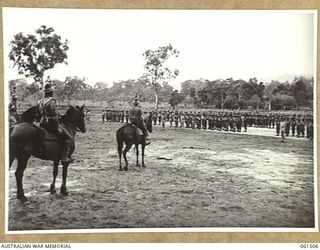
left=9, top=25, right=69, bottom=87
left=143, top=44, right=179, bottom=110
left=169, top=90, right=184, bottom=109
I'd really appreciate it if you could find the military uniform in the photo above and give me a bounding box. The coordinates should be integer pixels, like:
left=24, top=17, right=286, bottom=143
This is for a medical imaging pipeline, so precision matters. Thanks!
left=38, top=83, right=74, bottom=164
left=129, top=99, right=149, bottom=144
left=9, top=93, right=19, bottom=127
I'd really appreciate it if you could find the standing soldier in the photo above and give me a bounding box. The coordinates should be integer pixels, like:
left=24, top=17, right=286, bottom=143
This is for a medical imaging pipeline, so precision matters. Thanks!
left=85, top=108, right=91, bottom=121
left=152, top=110, right=158, bottom=125
left=9, top=89, right=20, bottom=127
left=202, top=112, right=207, bottom=129
left=180, top=111, right=185, bottom=128
left=102, top=110, right=106, bottom=123
left=285, top=116, right=290, bottom=137
left=291, top=115, right=297, bottom=136
left=280, top=117, right=287, bottom=142
left=161, top=111, right=166, bottom=128
left=124, top=110, right=129, bottom=123
left=174, top=111, right=179, bottom=127
left=275, top=114, right=280, bottom=136
left=306, top=115, right=313, bottom=140
left=168, top=111, right=173, bottom=127
left=38, top=83, right=75, bottom=164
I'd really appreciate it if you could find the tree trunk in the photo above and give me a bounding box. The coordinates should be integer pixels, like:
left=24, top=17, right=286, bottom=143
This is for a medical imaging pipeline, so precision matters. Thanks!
left=154, top=90, right=159, bottom=110
left=268, top=100, right=271, bottom=111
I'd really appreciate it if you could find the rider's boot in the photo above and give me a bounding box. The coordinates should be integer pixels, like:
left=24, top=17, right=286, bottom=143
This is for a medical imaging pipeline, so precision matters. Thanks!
left=61, top=140, right=75, bottom=164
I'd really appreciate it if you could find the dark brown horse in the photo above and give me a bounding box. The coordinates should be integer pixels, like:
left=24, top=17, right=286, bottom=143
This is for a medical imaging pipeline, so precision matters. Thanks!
left=116, top=117, right=152, bottom=171
left=9, top=105, right=86, bottom=202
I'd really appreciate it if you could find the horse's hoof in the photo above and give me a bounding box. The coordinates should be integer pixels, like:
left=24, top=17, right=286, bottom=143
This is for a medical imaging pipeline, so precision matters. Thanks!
left=60, top=187, right=69, bottom=196
left=124, top=167, right=128, bottom=171
left=60, top=190, right=69, bottom=196
left=50, top=189, right=57, bottom=194
left=119, top=168, right=123, bottom=171
left=136, top=164, right=140, bottom=167
left=18, top=195, right=28, bottom=203
left=142, top=165, right=146, bottom=168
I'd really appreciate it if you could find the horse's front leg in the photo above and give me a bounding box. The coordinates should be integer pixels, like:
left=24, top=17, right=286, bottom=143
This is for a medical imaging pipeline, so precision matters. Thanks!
left=60, top=162, right=69, bottom=195
left=50, top=160, right=59, bottom=194
left=142, top=144, right=146, bottom=168
left=136, top=144, right=140, bottom=167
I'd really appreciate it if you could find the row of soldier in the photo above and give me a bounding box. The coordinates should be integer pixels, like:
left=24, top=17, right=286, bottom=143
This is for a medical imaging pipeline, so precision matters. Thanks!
left=101, top=109, right=313, bottom=139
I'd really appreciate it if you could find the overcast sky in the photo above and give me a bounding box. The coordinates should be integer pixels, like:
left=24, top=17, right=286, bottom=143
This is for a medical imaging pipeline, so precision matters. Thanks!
left=3, top=8, right=316, bottom=89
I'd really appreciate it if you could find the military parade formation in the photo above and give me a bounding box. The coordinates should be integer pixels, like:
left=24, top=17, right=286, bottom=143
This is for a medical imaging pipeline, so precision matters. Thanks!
left=101, top=108, right=314, bottom=140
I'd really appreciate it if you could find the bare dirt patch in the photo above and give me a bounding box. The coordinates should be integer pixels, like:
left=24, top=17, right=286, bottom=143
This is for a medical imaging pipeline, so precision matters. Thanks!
left=8, top=120, right=314, bottom=231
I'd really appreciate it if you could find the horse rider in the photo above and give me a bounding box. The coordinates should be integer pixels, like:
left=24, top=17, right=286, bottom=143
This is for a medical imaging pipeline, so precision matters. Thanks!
left=129, top=97, right=150, bottom=145
left=38, top=82, right=75, bottom=164
left=9, top=89, right=19, bottom=127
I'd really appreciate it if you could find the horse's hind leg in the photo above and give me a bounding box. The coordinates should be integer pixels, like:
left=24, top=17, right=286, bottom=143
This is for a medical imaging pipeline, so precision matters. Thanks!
left=123, top=143, right=132, bottom=171
left=15, top=155, right=30, bottom=202
left=117, top=141, right=123, bottom=171
left=135, top=145, right=140, bottom=167
left=60, top=163, right=69, bottom=195
left=142, top=145, right=146, bottom=168
left=50, top=160, right=59, bottom=194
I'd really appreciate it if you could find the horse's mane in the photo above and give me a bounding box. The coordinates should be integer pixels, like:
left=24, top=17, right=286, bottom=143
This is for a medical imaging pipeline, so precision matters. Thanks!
left=60, top=106, right=76, bottom=124
left=60, top=106, right=82, bottom=124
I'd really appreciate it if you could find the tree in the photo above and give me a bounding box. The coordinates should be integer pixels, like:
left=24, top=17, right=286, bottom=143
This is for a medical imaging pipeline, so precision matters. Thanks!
left=143, top=44, right=179, bottom=110
left=169, top=90, right=184, bottom=109
left=292, top=77, right=307, bottom=110
left=64, top=76, right=92, bottom=101
left=9, top=25, right=69, bottom=87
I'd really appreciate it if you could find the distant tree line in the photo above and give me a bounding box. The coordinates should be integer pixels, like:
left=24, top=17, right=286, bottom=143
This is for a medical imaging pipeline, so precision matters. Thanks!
left=9, top=75, right=313, bottom=111
left=179, top=76, right=313, bottom=110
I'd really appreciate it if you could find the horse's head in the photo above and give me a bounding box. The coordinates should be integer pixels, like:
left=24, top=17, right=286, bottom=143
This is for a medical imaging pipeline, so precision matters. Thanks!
left=64, top=105, right=86, bottom=133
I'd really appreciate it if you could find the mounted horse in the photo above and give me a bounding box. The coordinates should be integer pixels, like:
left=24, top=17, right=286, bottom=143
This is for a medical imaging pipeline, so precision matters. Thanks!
left=116, top=116, right=152, bottom=171
left=9, top=105, right=86, bottom=202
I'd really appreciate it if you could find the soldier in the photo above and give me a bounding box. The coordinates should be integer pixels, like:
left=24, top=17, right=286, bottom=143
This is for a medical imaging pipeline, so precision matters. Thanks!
left=202, top=112, right=207, bottom=129
left=173, top=111, right=178, bottom=127
left=161, top=111, right=166, bottom=128
left=291, top=115, right=297, bottom=136
left=306, top=115, right=313, bottom=140
left=38, top=83, right=75, bottom=164
left=124, top=110, right=129, bottom=123
left=180, top=111, right=185, bottom=128
left=129, top=98, right=150, bottom=145
left=285, top=116, right=290, bottom=137
left=168, top=111, right=173, bottom=127
left=8, top=90, right=20, bottom=127
left=85, top=108, right=91, bottom=121
left=102, top=110, right=106, bottom=123
left=275, top=114, right=280, bottom=136
left=152, top=110, right=158, bottom=125
left=280, top=117, right=287, bottom=142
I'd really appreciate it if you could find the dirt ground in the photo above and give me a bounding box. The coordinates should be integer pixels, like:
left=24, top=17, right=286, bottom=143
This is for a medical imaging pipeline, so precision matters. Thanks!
left=8, top=118, right=315, bottom=231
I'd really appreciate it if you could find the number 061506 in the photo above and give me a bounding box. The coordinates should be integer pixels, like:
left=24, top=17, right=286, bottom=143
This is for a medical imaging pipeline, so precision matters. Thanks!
left=300, top=244, right=319, bottom=248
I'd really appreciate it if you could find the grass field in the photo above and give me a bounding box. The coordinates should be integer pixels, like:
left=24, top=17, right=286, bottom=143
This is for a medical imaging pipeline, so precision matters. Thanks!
left=8, top=119, right=315, bottom=231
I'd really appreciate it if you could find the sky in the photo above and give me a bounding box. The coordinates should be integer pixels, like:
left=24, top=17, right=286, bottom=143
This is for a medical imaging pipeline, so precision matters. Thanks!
left=3, top=8, right=316, bottom=90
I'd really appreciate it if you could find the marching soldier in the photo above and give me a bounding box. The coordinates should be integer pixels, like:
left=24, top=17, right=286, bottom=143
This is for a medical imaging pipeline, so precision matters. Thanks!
left=38, top=83, right=75, bottom=164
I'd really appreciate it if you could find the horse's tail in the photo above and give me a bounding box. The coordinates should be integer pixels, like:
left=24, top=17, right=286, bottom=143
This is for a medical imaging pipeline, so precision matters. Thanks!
left=116, top=128, right=124, bottom=158
left=9, top=137, right=18, bottom=169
